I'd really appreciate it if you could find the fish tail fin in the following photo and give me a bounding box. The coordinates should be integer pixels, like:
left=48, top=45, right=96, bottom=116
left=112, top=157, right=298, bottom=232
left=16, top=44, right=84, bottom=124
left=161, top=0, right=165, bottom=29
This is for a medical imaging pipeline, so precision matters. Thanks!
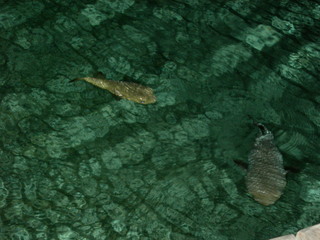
left=256, top=123, right=271, bottom=136
left=69, top=78, right=82, bottom=83
left=247, top=115, right=270, bottom=135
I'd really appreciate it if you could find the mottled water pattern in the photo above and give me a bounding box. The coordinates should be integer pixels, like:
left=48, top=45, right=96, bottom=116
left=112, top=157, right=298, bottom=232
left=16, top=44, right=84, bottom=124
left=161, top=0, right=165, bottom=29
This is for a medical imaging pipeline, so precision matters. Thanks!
left=1, top=0, right=320, bottom=239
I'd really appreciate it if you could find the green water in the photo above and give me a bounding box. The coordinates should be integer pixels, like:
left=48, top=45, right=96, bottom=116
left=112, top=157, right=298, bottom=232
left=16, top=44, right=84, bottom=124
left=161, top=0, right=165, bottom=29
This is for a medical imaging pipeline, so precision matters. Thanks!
left=1, top=0, right=320, bottom=239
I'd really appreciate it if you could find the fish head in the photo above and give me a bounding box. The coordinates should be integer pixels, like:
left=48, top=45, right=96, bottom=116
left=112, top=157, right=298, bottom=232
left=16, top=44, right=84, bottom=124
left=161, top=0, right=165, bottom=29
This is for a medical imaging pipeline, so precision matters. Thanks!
left=141, top=96, right=156, bottom=104
left=251, top=189, right=283, bottom=206
left=136, top=91, right=157, bottom=104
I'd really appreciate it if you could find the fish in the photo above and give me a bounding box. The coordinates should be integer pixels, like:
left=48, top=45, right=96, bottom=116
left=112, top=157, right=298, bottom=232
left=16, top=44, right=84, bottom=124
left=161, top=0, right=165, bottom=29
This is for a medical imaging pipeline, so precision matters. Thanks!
left=70, top=76, right=156, bottom=104
left=246, top=123, right=286, bottom=206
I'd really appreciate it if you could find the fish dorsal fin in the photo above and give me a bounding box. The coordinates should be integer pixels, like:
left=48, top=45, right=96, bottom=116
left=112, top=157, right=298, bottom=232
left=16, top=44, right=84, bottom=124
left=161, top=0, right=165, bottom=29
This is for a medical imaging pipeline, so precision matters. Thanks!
left=234, top=160, right=248, bottom=171
left=95, top=72, right=106, bottom=79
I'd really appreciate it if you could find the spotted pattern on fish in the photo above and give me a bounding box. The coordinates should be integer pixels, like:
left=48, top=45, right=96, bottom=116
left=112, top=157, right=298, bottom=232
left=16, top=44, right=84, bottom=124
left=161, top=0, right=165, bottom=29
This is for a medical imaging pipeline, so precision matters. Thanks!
left=246, top=123, right=286, bottom=206
left=71, top=77, right=156, bottom=104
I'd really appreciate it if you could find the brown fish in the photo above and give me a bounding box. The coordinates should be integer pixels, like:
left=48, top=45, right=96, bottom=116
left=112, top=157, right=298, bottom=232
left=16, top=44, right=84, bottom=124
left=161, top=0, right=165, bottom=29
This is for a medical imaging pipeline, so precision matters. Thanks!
left=70, top=76, right=156, bottom=104
left=246, top=123, right=286, bottom=206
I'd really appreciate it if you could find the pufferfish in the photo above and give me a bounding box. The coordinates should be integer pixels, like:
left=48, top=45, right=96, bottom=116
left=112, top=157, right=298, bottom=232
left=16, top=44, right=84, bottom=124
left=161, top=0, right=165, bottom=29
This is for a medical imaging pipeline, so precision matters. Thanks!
left=246, top=123, right=286, bottom=206
left=70, top=76, right=156, bottom=104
